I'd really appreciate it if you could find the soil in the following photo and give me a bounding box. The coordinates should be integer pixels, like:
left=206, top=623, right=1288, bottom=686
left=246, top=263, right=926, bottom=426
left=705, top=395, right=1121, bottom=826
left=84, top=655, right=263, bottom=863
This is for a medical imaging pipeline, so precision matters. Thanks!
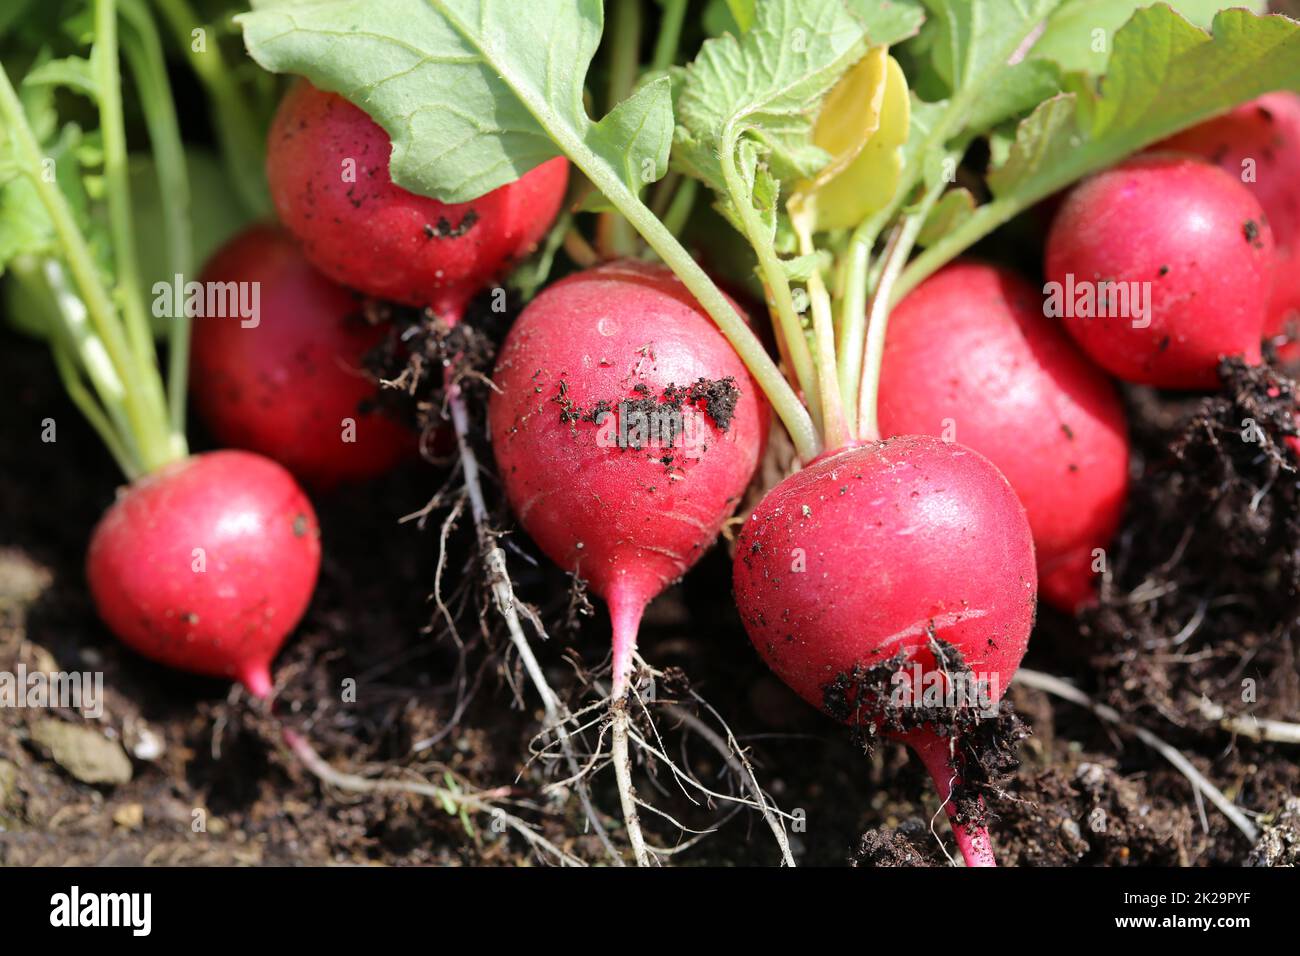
left=4, top=303, right=1299, bottom=868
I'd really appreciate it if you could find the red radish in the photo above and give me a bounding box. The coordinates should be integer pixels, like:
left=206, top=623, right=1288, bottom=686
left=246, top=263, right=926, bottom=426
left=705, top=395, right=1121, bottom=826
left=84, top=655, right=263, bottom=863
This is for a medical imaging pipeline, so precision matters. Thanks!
left=733, top=436, right=1037, bottom=866
left=1157, top=93, right=1300, bottom=360
left=190, top=225, right=415, bottom=489
left=878, top=262, right=1129, bottom=611
left=488, top=260, right=769, bottom=695
left=267, top=81, right=570, bottom=320
left=87, top=450, right=321, bottom=697
left=1045, top=154, right=1275, bottom=389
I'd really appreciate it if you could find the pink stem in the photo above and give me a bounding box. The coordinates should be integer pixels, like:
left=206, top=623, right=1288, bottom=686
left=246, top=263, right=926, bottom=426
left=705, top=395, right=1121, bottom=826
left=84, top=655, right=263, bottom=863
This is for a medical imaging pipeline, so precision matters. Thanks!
left=239, top=661, right=274, bottom=700
left=432, top=291, right=470, bottom=329
left=607, top=588, right=646, bottom=699
left=909, top=731, right=997, bottom=868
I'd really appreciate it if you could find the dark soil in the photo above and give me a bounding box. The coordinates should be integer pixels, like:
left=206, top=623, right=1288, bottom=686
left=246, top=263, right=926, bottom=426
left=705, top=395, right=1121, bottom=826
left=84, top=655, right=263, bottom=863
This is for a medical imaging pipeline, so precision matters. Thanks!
left=2, top=309, right=1299, bottom=866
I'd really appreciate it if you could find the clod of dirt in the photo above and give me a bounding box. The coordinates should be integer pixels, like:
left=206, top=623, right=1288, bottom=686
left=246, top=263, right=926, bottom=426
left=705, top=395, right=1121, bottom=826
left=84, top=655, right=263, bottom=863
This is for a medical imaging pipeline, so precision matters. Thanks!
left=29, top=718, right=132, bottom=786
left=0, top=549, right=52, bottom=624
left=1247, top=797, right=1300, bottom=866
left=851, top=820, right=939, bottom=866
left=823, top=639, right=1028, bottom=828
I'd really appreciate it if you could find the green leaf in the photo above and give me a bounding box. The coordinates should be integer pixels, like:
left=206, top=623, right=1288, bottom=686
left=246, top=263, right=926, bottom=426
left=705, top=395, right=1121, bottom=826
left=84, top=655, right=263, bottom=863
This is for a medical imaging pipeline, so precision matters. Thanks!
left=884, top=0, right=1062, bottom=218
left=589, top=75, right=675, bottom=193
left=844, top=0, right=926, bottom=46
left=915, top=0, right=1062, bottom=96
left=990, top=7, right=1300, bottom=200
left=961, top=58, right=1061, bottom=133
left=238, top=0, right=672, bottom=203
left=673, top=0, right=869, bottom=200
left=917, top=186, right=974, bottom=246
left=900, top=96, right=947, bottom=186
left=1031, top=0, right=1269, bottom=75
left=779, top=249, right=832, bottom=282
left=23, top=55, right=98, bottom=99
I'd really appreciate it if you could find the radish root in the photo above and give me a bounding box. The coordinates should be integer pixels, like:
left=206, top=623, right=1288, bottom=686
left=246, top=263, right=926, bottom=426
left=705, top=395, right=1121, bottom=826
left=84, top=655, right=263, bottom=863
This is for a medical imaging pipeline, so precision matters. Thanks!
left=284, top=728, right=583, bottom=866
left=610, top=693, right=652, bottom=866
left=432, top=379, right=621, bottom=862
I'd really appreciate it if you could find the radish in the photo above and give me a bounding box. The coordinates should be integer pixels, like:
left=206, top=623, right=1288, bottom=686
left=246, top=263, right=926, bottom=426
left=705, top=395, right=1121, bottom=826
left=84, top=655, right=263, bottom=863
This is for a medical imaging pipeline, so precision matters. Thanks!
left=733, top=436, right=1037, bottom=866
left=267, top=81, right=570, bottom=320
left=1157, top=93, right=1300, bottom=361
left=488, top=260, right=769, bottom=696
left=878, top=262, right=1129, bottom=611
left=87, top=451, right=321, bottom=698
left=0, top=39, right=325, bottom=698
left=1045, top=154, right=1275, bottom=389
left=190, top=225, right=415, bottom=489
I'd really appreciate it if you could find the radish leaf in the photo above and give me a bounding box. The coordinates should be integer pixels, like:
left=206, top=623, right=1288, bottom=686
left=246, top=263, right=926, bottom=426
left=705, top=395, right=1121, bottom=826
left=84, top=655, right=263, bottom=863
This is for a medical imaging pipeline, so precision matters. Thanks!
left=989, top=6, right=1300, bottom=199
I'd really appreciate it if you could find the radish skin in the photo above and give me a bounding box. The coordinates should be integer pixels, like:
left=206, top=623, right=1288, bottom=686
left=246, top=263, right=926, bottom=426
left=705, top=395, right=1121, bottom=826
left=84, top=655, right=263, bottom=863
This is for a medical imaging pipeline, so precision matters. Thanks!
left=489, top=261, right=769, bottom=694
left=1157, top=93, right=1300, bottom=361
left=87, top=450, right=321, bottom=696
left=733, top=436, right=1036, bottom=866
left=1046, top=154, right=1275, bottom=389
left=267, top=82, right=570, bottom=320
left=191, top=226, right=415, bottom=489
left=878, top=262, right=1129, bottom=611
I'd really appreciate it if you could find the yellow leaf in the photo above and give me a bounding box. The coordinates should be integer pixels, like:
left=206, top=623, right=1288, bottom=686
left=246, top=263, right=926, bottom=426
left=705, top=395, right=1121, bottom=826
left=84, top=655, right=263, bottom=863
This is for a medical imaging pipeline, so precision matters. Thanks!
left=794, top=53, right=910, bottom=232
left=796, top=47, right=888, bottom=197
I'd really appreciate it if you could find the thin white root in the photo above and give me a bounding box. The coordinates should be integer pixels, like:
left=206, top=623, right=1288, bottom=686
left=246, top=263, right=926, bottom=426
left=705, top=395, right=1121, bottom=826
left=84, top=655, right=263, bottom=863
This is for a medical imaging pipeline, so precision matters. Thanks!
left=610, top=696, right=652, bottom=866
left=447, top=383, right=622, bottom=864
left=660, top=697, right=796, bottom=866
left=1015, top=669, right=1260, bottom=842
left=284, top=729, right=583, bottom=866
left=1195, top=697, right=1300, bottom=744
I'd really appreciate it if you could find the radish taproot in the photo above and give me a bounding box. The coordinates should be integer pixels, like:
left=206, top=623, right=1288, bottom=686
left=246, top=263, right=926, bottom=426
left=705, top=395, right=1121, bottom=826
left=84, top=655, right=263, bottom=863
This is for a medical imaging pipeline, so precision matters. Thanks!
left=878, top=262, right=1129, bottom=611
left=87, top=450, right=321, bottom=697
left=733, top=436, right=1037, bottom=866
left=488, top=260, right=769, bottom=696
left=1157, top=93, right=1300, bottom=360
left=190, top=225, right=415, bottom=489
left=1045, top=154, right=1275, bottom=389
left=267, top=81, right=570, bottom=321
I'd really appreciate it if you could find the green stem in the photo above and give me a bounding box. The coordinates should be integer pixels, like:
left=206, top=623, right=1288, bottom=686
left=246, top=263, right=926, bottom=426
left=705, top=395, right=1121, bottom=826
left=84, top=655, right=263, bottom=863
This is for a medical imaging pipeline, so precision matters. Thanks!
left=719, top=133, right=821, bottom=439
left=121, top=0, right=193, bottom=444
left=835, top=212, right=887, bottom=436
left=0, top=62, right=172, bottom=477
left=151, top=0, right=271, bottom=218
left=650, top=0, right=688, bottom=73
left=51, top=335, right=141, bottom=480
left=38, top=258, right=142, bottom=475
left=660, top=176, right=697, bottom=238
left=426, top=5, right=819, bottom=461
left=893, top=195, right=1026, bottom=306
left=649, top=169, right=681, bottom=218
left=857, top=200, right=930, bottom=443
left=599, top=0, right=642, bottom=259
left=94, top=0, right=176, bottom=470
left=793, top=212, right=849, bottom=452
left=572, top=158, right=818, bottom=460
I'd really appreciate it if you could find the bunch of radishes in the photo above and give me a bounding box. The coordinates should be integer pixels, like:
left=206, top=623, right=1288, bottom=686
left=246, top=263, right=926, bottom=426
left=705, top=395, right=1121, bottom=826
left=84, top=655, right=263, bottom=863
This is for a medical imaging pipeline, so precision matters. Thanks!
left=11, top=0, right=1300, bottom=868
left=112, top=86, right=570, bottom=694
